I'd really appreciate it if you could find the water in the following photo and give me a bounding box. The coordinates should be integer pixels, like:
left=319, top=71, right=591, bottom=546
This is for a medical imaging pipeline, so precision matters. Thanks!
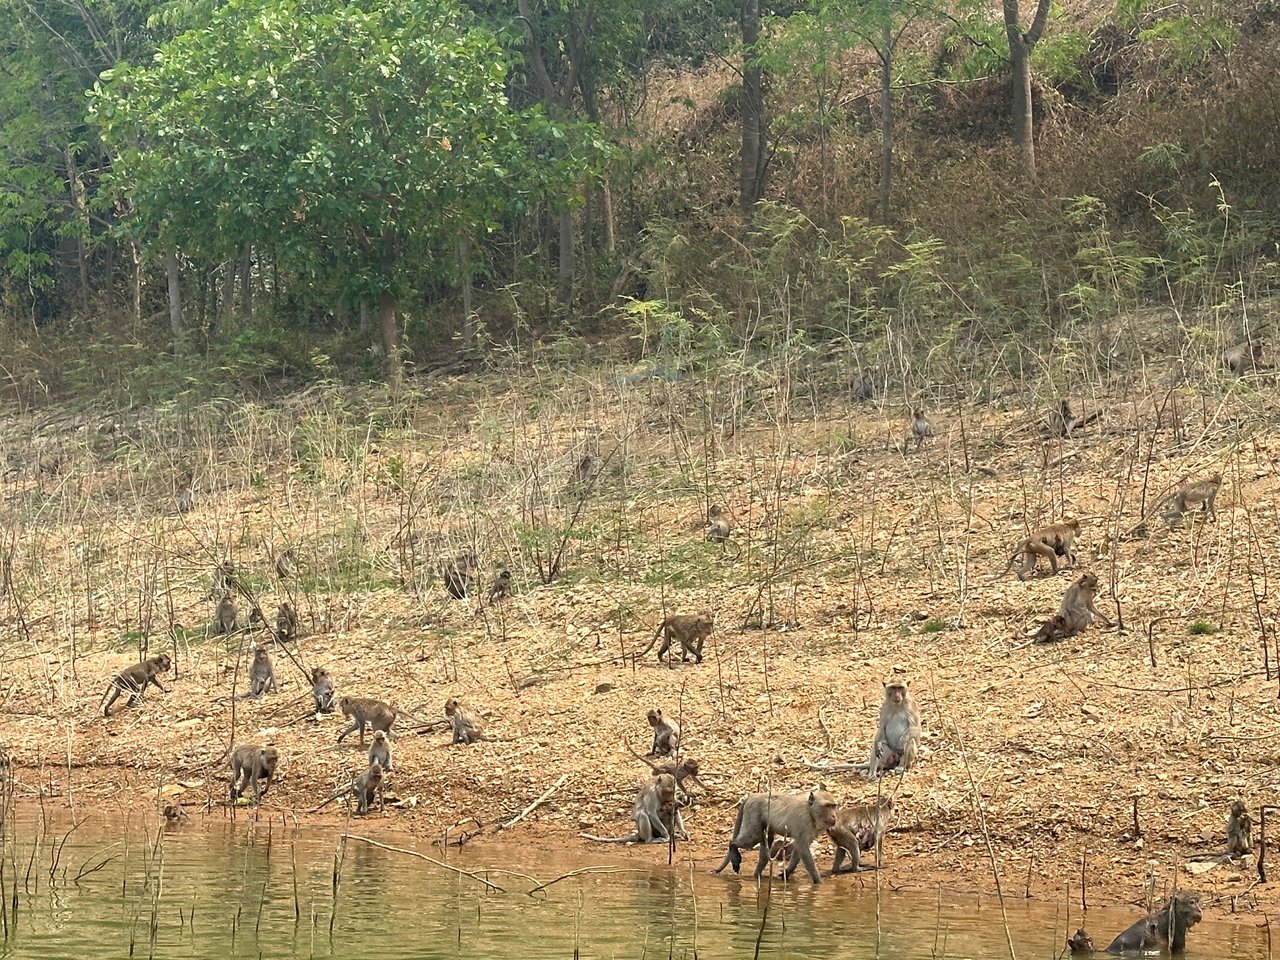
left=0, top=810, right=1265, bottom=958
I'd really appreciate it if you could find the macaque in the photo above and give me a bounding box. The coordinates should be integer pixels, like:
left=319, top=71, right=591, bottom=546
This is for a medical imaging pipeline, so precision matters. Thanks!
left=998, top=518, right=1081, bottom=580
left=444, top=697, right=488, bottom=744
left=646, top=709, right=680, bottom=757
left=439, top=551, right=478, bottom=600
left=867, top=681, right=921, bottom=778
left=1162, top=473, right=1221, bottom=527
left=162, top=802, right=189, bottom=823
left=1030, top=613, right=1072, bottom=644
left=1227, top=800, right=1252, bottom=858
left=311, top=667, right=336, bottom=714
left=829, top=796, right=894, bottom=873
left=175, top=478, right=194, bottom=514
left=850, top=371, right=876, bottom=402
left=368, top=730, right=394, bottom=772
left=485, top=570, right=511, bottom=606
left=1104, top=894, right=1201, bottom=954
left=313, top=762, right=384, bottom=815
left=1224, top=338, right=1266, bottom=376
left=626, top=740, right=705, bottom=798
left=1045, top=399, right=1078, bottom=439
left=571, top=453, right=599, bottom=487
left=711, top=790, right=840, bottom=884
left=275, top=548, right=296, bottom=580
left=246, top=645, right=278, bottom=698
left=912, top=409, right=932, bottom=449
left=635, top=612, right=714, bottom=666
left=1056, top=572, right=1114, bottom=635
left=214, top=594, right=237, bottom=635
left=336, top=696, right=397, bottom=744
left=706, top=506, right=732, bottom=544
left=276, top=601, right=299, bottom=641
left=227, top=744, right=280, bottom=803
left=1066, top=929, right=1095, bottom=954
left=100, top=654, right=173, bottom=716
left=580, top=773, right=683, bottom=844
left=210, top=560, right=238, bottom=599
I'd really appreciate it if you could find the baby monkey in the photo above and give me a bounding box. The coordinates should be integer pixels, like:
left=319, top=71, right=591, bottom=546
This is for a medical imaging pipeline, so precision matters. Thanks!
left=646, top=709, right=680, bottom=757
left=1227, top=799, right=1252, bottom=858
left=1066, top=929, right=1095, bottom=954
left=997, top=518, right=1080, bottom=580
left=706, top=505, right=732, bottom=544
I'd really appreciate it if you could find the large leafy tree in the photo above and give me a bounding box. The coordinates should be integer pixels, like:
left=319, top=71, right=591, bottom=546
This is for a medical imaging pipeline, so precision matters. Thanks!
left=93, top=0, right=591, bottom=380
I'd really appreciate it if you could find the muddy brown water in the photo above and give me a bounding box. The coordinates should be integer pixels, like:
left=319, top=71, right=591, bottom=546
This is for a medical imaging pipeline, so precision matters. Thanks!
left=0, top=810, right=1266, bottom=958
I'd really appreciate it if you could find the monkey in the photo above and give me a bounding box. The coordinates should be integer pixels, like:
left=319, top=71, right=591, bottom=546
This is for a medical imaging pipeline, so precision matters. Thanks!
left=175, top=479, right=194, bottom=514
left=336, top=696, right=397, bottom=744
left=227, top=744, right=280, bottom=803
left=711, top=789, right=840, bottom=884
left=162, top=801, right=189, bottom=823
left=1161, top=473, right=1222, bottom=527
left=312, top=761, right=385, bottom=815
left=248, top=605, right=265, bottom=628
left=633, top=612, right=714, bottom=666
left=368, top=729, right=394, bottom=772
left=1045, top=398, right=1078, bottom=438
left=214, top=594, right=237, bottom=635
left=1224, top=338, right=1266, bottom=376
left=768, top=836, right=797, bottom=866
left=1030, top=613, right=1072, bottom=644
left=444, top=697, right=488, bottom=744
left=439, top=551, right=478, bottom=600
left=1227, top=799, right=1252, bottom=858
left=864, top=681, right=921, bottom=779
left=625, top=739, right=705, bottom=798
left=100, top=653, right=173, bottom=716
left=828, top=795, right=894, bottom=873
left=1066, top=929, right=1095, bottom=954
left=911, top=409, right=932, bottom=449
left=275, top=548, right=296, bottom=580
left=1056, top=572, right=1114, bottom=635
left=570, top=453, right=599, bottom=487
left=1104, top=894, right=1202, bottom=954
left=275, top=601, right=299, bottom=641
left=580, top=773, right=683, bottom=844
left=245, top=645, right=277, bottom=698
left=209, top=560, right=238, bottom=599
left=850, top=370, right=876, bottom=402
left=485, top=570, right=511, bottom=607
left=997, top=518, right=1080, bottom=580
left=646, top=709, right=680, bottom=757
left=706, top=505, right=732, bottom=544
left=311, top=667, right=336, bottom=714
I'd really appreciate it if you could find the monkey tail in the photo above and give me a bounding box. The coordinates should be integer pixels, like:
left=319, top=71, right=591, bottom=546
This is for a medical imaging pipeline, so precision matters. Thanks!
left=623, top=737, right=661, bottom=773
left=630, top=627, right=663, bottom=662
left=578, top=832, right=639, bottom=844
left=992, top=550, right=1021, bottom=581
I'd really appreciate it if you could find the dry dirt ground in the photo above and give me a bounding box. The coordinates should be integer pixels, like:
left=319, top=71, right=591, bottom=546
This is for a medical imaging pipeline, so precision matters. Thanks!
left=2, top=361, right=1280, bottom=926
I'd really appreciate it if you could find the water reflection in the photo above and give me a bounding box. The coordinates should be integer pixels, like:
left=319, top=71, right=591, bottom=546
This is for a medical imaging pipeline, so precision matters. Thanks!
left=0, top=810, right=1263, bottom=959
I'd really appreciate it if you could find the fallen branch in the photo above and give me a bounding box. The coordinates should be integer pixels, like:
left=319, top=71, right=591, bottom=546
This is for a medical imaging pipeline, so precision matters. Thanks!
left=341, top=834, right=505, bottom=892
left=501, top=773, right=569, bottom=830
left=526, top=865, right=634, bottom=896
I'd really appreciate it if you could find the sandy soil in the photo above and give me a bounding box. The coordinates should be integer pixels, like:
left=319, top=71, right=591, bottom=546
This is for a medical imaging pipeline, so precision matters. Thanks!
left=2, top=363, right=1279, bottom=925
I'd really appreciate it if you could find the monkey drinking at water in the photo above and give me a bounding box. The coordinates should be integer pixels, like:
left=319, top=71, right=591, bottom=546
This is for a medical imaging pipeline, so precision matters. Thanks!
left=633, top=612, right=713, bottom=666
left=711, top=789, right=840, bottom=884
left=100, top=654, right=172, bottom=716
left=579, top=773, right=684, bottom=844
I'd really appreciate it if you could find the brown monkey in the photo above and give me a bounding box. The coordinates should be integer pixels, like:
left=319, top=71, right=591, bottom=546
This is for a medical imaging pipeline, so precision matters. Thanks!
left=245, top=645, right=278, bottom=698
left=485, top=570, right=511, bottom=606
left=997, top=518, right=1080, bottom=580
left=1224, top=338, right=1266, bottom=376
left=634, top=612, right=714, bottom=666
left=706, top=506, right=732, bottom=544
left=1161, top=473, right=1222, bottom=527
left=1105, top=894, right=1201, bottom=954
left=439, top=552, right=478, bottom=600
left=312, top=761, right=385, bottom=815
left=274, top=548, right=296, bottom=580
left=570, top=453, right=599, bottom=487
left=162, top=801, right=189, bottom=822
left=248, top=605, right=265, bottom=628
left=311, top=667, right=336, bottom=714
left=711, top=790, right=840, bottom=884
left=336, top=696, right=397, bottom=744
left=210, top=560, right=238, bottom=599
left=1030, top=613, right=1072, bottom=644
left=829, top=795, right=895, bottom=873
left=580, top=773, right=683, bottom=844
left=1045, top=399, right=1078, bottom=439
left=1066, top=929, right=1095, bottom=954
left=646, top=709, right=680, bottom=757
left=368, top=729, right=394, bottom=772
left=100, top=654, right=173, bottom=716
left=911, top=409, right=932, bottom=449
left=175, top=478, right=194, bottom=514
left=1228, top=799, right=1252, bottom=857
left=214, top=594, right=237, bottom=635
left=227, top=744, right=280, bottom=803
left=867, top=681, right=921, bottom=778
left=275, top=601, right=299, bottom=641
left=444, top=697, right=488, bottom=744
left=1057, top=572, right=1114, bottom=634
left=625, top=739, right=705, bottom=797
left=850, top=370, right=876, bottom=402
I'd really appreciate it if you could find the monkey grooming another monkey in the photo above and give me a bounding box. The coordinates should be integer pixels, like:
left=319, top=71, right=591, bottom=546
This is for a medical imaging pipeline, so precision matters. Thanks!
left=867, top=681, right=921, bottom=779
left=1228, top=800, right=1252, bottom=858
left=275, top=601, right=299, bottom=641
left=311, top=667, right=336, bottom=714
left=336, top=696, right=397, bottom=744
left=1056, top=572, right=1114, bottom=635
left=580, top=773, right=683, bottom=844
left=368, top=729, right=394, bottom=772
left=632, top=612, right=714, bottom=666
left=829, top=796, right=895, bottom=873
left=245, top=645, right=278, bottom=698
left=227, top=744, right=280, bottom=803
left=1066, top=929, right=1095, bottom=954
left=1104, top=894, right=1201, bottom=954
left=214, top=594, right=238, bottom=635
left=711, top=790, right=840, bottom=884
left=100, top=653, right=173, bottom=716
left=444, top=697, right=489, bottom=744
left=997, top=518, right=1080, bottom=580
left=625, top=739, right=705, bottom=798
left=646, top=709, right=681, bottom=757
left=1161, top=473, right=1222, bottom=527
left=911, top=409, right=932, bottom=449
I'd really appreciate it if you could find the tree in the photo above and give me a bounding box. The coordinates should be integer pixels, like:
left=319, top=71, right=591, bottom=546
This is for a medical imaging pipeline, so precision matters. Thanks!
left=93, top=0, right=590, bottom=379
left=1003, top=0, right=1052, bottom=181
left=739, top=0, right=767, bottom=216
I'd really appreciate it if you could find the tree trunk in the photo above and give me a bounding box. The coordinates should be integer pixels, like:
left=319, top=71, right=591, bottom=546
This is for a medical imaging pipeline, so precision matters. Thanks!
left=739, top=0, right=767, bottom=217
left=879, top=16, right=894, bottom=224
left=239, top=244, right=252, bottom=316
left=164, top=249, right=183, bottom=353
left=221, top=258, right=236, bottom=320
left=557, top=208, right=574, bottom=308
left=378, top=291, right=402, bottom=388
left=602, top=181, right=616, bottom=253
left=458, top=236, right=474, bottom=350
left=1003, top=0, right=1051, bottom=183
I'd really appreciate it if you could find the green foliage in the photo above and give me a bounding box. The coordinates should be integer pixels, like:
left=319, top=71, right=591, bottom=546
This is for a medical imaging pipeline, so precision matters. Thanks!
left=1138, top=14, right=1236, bottom=68
left=1188, top=620, right=1216, bottom=635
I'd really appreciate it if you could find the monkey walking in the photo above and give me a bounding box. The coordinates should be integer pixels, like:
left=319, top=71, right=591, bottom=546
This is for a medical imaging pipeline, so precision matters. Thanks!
left=580, top=773, right=684, bottom=844
left=1160, top=473, right=1222, bottom=527
left=828, top=796, right=894, bottom=873
left=1104, top=894, right=1201, bottom=954
left=996, top=519, right=1081, bottom=580
left=632, top=613, right=714, bottom=666
left=336, top=696, right=397, bottom=744
left=227, top=744, right=280, bottom=803
left=911, top=409, right=932, bottom=450
left=624, top=738, right=705, bottom=798
left=711, top=790, right=840, bottom=884
left=645, top=709, right=680, bottom=757
left=100, top=654, right=173, bottom=716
